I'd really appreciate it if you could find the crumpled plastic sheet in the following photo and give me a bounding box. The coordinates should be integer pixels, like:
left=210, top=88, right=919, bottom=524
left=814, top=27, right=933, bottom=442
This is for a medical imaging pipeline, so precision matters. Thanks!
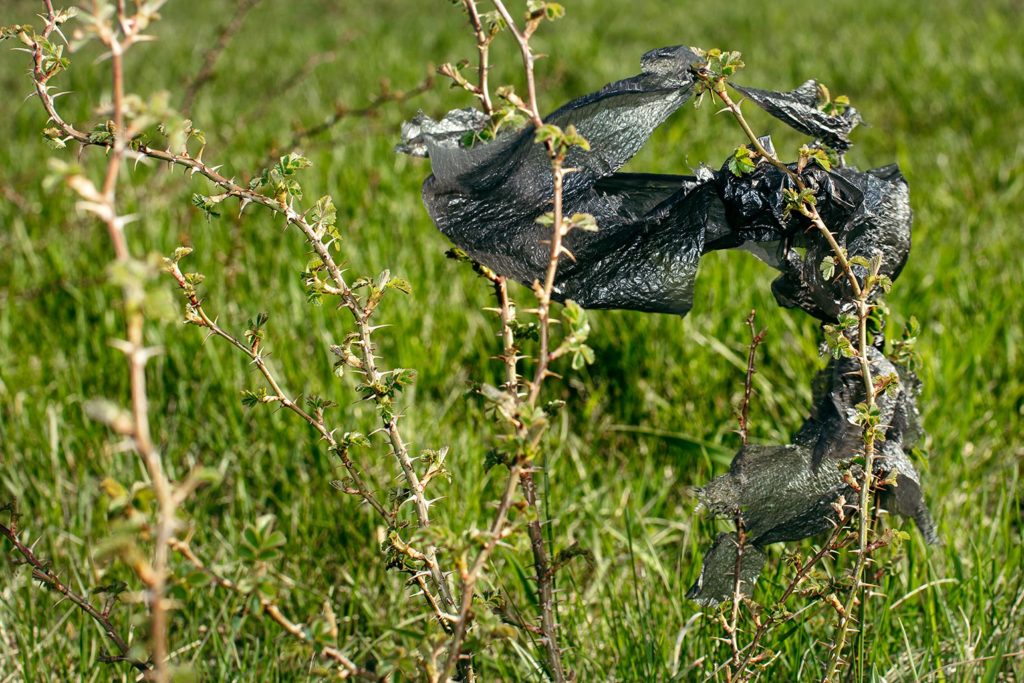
left=397, top=45, right=912, bottom=322
left=686, top=349, right=938, bottom=605
left=398, top=45, right=935, bottom=606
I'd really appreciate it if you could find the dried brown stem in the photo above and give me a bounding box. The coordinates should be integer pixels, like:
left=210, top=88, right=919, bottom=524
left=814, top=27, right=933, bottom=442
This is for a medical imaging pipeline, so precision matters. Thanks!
left=168, top=537, right=379, bottom=680
left=181, top=0, right=262, bottom=114
left=737, top=309, right=766, bottom=447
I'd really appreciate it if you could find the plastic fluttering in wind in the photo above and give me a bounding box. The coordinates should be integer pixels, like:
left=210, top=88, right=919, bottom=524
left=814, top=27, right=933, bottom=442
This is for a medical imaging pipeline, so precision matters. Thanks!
left=398, top=45, right=936, bottom=606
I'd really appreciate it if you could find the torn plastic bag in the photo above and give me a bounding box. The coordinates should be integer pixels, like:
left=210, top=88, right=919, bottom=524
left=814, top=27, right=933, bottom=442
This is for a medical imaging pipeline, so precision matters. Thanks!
left=731, top=80, right=862, bottom=153
left=687, top=348, right=937, bottom=606
left=398, top=45, right=913, bottom=322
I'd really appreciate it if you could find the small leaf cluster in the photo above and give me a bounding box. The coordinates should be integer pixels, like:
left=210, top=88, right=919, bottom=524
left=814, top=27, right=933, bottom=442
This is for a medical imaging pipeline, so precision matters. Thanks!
left=534, top=123, right=590, bottom=158
left=782, top=187, right=818, bottom=218
left=850, top=253, right=893, bottom=295
left=244, top=312, right=269, bottom=354
left=238, top=515, right=287, bottom=564
left=727, top=145, right=757, bottom=177
left=816, top=83, right=851, bottom=117
left=490, top=86, right=529, bottom=134
left=691, top=47, right=744, bottom=104
left=797, top=144, right=833, bottom=173
left=526, top=0, right=565, bottom=21
left=351, top=270, right=413, bottom=318
left=537, top=211, right=598, bottom=238
left=360, top=368, right=417, bottom=423
left=702, top=48, right=745, bottom=79
left=250, top=153, right=312, bottom=203
left=890, top=317, right=921, bottom=371
left=823, top=312, right=858, bottom=359
left=191, top=193, right=223, bottom=221
left=556, top=301, right=594, bottom=370
left=847, top=401, right=885, bottom=442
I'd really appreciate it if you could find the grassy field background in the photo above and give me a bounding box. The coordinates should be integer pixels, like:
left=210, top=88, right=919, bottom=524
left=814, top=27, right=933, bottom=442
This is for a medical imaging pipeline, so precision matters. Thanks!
left=1, top=0, right=1022, bottom=680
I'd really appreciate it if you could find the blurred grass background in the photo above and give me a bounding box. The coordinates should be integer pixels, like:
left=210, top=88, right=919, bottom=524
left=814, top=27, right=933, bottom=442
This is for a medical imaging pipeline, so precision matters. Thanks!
left=1, top=0, right=1022, bottom=680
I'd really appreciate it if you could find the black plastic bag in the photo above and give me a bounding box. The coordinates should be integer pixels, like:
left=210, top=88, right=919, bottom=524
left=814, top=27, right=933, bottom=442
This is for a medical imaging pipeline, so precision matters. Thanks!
left=686, top=349, right=937, bottom=606
left=398, top=45, right=913, bottom=322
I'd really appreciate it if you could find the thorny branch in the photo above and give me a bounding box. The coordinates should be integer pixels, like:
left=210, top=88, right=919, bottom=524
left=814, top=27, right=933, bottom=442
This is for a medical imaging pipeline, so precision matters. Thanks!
left=163, top=264, right=391, bottom=522
left=0, top=504, right=150, bottom=673
left=725, top=519, right=748, bottom=679
left=443, top=3, right=575, bottom=681
left=27, top=3, right=179, bottom=679
left=24, top=3, right=458, bottom=629
left=737, top=309, right=766, bottom=447
left=459, top=0, right=494, bottom=115
left=18, top=4, right=467, bottom=675
left=704, top=76, right=885, bottom=681
left=708, top=512, right=853, bottom=682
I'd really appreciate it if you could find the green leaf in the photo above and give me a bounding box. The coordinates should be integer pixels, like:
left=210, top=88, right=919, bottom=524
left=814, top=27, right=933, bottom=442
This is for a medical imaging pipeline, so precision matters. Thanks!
left=191, top=193, right=222, bottom=221
left=571, top=344, right=595, bottom=370
left=820, top=255, right=836, bottom=280
left=566, top=212, right=598, bottom=232
left=800, top=145, right=832, bottom=172
left=534, top=124, right=562, bottom=145
left=544, top=3, right=565, bottom=19
left=727, top=146, right=756, bottom=177
left=342, top=432, right=371, bottom=449
left=277, top=153, right=311, bottom=177
left=385, top=278, right=412, bottom=294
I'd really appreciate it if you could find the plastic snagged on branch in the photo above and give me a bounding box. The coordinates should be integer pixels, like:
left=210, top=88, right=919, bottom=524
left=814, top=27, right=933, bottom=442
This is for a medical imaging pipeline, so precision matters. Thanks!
left=687, top=349, right=937, bottom=606
left=398, top=45, right=935, bottom=605
left=398, top=45, right=912, bottom=322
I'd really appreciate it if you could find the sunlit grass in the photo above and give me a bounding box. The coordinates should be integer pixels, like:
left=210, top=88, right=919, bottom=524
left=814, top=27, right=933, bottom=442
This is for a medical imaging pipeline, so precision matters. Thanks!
left=1, top=0, right=1021, bottom=680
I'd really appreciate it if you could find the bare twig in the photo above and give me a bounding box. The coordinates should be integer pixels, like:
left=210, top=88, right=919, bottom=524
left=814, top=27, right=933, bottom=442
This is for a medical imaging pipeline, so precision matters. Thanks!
left=181, top=0, right=262, bottom=114
left=737, top=309, right=766, bottom=447
left=264, top=74, right=435, bottom=164
left=168, top=537, right=379, bottom=680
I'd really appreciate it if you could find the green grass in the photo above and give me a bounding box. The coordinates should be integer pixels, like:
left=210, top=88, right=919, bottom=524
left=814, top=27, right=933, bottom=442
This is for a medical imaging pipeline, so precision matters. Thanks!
left=1, top=0, right=1022, bottom=680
